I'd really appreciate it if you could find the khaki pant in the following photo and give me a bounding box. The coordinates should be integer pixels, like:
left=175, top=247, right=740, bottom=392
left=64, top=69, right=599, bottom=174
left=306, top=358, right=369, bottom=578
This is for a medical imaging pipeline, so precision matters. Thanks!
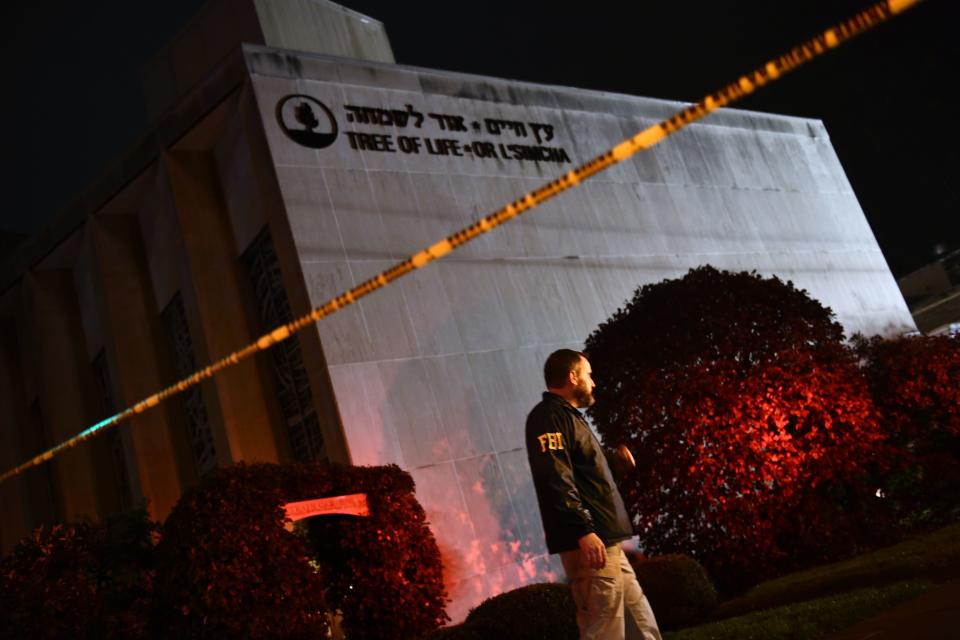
left=560, top=544, right=662, bottom=640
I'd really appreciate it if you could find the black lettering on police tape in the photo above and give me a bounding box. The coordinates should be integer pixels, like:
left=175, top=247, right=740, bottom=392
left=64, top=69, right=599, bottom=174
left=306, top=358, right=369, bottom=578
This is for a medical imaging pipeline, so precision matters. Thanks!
left=384, top=263, right=412, bottom=282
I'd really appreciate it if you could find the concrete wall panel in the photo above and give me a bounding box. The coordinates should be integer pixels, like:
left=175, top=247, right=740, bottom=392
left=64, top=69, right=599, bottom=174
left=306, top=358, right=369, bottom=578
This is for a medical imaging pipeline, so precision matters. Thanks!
left=274, top=165, right=346, bottom=263
left=326, top=361, right=403, bottom=467
left=89, top=214, right=194, bottom=519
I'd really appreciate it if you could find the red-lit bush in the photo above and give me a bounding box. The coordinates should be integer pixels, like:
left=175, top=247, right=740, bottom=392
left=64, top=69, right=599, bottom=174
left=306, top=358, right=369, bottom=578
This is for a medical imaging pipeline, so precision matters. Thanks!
left=0, top=508, right=158, bottom=639
left=153, top=462, right=448, bottom=639
left=856, top=334, right=960, bottom=443
left=153, top=463, right=326, bottom=638
left=585, top=266, right=884, bottom=592
left=855, top=334, right=960, bottom=526
left=294, top=464, right=449, bottom=640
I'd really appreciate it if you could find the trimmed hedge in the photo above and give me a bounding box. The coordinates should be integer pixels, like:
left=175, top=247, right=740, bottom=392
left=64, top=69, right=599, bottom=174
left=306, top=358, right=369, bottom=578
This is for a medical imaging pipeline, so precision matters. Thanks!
left=294, top=464, right=450, bottom=640
left=855, top=333, right=960, bottom=529
left=426, top=622, right=489, bottom=640
left=153, top=462, right=448, bottom=639
left=586, top=266, right=886, bottom=593
left=153, top=463, right=329, bottom=638
left=1, top=463, right=447, bottom=639
left=462, top=582, right=577, bottom=640
left=439, top=555, right=715, bottom=638
left=628, top=553, right=718, bottom=629
left=0, top=508, right=158, bottom=639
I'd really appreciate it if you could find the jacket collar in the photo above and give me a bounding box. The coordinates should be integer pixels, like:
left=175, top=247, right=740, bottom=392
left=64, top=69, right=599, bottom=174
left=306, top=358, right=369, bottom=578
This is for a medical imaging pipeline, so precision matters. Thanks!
left=543, top=391, right=582, bottom=414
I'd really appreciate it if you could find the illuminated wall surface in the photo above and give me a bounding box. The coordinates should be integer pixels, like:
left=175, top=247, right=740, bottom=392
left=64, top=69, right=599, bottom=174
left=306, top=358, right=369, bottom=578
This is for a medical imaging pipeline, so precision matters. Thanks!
left=0, top=0, right=915, bottom=625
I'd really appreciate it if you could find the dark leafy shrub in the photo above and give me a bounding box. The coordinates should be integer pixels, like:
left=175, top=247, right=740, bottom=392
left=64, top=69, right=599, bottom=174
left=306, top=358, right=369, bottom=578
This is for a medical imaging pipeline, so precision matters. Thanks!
left=153, top=462, right=448, bottom=640
left=585, top=266, right=885, bottom=593
left=153, top=463, right=326, bottom=639
left=627, top=553, right=717, bottom=629
left=295, top=464, right=449, bottom=640
left=0, top=507, right=158, bottom=639
left=855, top=334, right=960, bottom=442
left=425, top=623, right=489, bottom=640
left=855, top=333, right=960, bottom=527
left=463, top=582, right=577, bottom=640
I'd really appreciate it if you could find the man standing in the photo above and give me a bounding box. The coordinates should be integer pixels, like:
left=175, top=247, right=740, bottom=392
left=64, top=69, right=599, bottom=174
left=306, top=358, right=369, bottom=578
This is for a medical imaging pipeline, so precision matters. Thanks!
left=526, top=349, right=661, bottom=640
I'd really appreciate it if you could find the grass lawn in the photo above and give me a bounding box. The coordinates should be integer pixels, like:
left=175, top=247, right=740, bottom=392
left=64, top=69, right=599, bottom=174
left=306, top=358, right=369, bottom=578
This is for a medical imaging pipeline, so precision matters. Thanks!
left=664, top=580, right=931, bottom=640
left=711, top=522, right=960, bottom=619
left=663, top=522, right=960, bottom=639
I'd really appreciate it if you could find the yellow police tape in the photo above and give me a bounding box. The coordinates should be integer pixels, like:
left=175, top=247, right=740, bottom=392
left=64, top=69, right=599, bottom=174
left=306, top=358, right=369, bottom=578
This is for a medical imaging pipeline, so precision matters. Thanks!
left=0, top=0, right=923, bottom=485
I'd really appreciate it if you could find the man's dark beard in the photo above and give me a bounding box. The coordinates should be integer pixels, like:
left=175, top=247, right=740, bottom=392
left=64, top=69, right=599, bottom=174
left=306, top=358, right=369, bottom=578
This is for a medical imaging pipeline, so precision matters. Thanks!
left=573, top=381, right=594, bottom=407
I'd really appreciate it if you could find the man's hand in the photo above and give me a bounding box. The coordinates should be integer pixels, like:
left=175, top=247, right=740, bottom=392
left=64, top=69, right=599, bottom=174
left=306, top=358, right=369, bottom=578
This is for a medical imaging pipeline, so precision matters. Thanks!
left=609, top=443, right=636, bottom=478
left=578, top=532, right=607, bottom=570
left=614, top=444, right=636, bottom=470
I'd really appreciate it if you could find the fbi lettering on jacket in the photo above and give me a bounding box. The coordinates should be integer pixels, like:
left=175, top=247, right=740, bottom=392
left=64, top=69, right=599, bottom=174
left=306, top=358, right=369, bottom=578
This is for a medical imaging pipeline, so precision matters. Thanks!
left=537, top=432, right=565, bottom=453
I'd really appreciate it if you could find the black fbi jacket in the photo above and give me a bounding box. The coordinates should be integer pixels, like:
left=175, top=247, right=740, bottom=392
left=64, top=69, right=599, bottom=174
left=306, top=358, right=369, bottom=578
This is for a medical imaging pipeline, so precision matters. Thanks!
left=526, top=392, right=634, bottom=554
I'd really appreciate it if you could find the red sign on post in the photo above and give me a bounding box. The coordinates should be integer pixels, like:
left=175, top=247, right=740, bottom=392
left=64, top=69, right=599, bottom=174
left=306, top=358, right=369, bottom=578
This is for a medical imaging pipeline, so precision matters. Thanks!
left=283, top=493, right=369, bottom=522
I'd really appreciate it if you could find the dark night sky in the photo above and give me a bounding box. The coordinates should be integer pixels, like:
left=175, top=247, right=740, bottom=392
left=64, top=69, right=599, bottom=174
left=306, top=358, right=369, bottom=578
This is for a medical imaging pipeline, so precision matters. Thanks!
left=1, top=0, right=956, bottom=277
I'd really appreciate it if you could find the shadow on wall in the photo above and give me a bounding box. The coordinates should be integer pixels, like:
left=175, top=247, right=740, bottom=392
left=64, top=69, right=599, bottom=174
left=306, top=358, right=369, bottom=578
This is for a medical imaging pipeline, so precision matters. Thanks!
left=479, top=450, right=561, bottom=587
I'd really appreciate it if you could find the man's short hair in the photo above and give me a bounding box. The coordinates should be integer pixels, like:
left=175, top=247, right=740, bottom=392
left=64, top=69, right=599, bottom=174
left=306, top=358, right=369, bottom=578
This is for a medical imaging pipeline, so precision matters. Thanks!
left=544, top=349, right=586, bottom=389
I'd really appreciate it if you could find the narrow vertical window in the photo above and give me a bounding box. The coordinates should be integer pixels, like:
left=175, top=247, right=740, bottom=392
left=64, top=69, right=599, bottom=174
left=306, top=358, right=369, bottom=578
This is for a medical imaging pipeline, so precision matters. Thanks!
left=242, top=228, right=325, bottom=462
left=92, top=350, right=131, bottom=508
left=161, top=293, right=217, bottom=474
